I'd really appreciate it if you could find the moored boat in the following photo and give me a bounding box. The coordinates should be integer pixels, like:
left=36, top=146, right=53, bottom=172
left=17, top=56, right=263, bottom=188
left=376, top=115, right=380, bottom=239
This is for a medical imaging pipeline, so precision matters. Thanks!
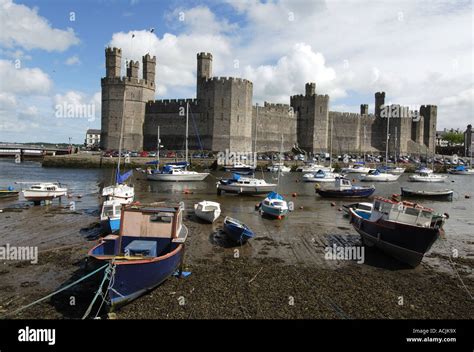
left=22, top=182, right=68, bottom=205
left=89, top=202, right=188, bottom=307
left=224, top=161, right=256, bottom=175
left=0, top=186, right=19, bottom=199
left=360, top=169, right=400, bottom=182
left=400, top=187, right=454, bottom=201
left=259, top=192, right=290, bottom=218
left=217, top=174, right=276, bottom=195
left=341, top=164, right=371, bottom=174
left=223, top=216, right=255, bottom=243
left=100, top=199, right=122, bottom=233
left=408, top=172, right=447, bottom=183
left=102, top=182, right=135, bottom=204
left=303, top=169, right=343, bottom=182
left=194, top=201, right=221, bottom=223
left=315, top=178, right=375, bottom=198
left=147, top=164, right=209, bottom=181
left=267, top=162, right=291, bottom=173
left=448, top=165, right=474, bottom=175
left=342, top=202, right=373, bottom=218
left=349, top=197, right=447, bottom=267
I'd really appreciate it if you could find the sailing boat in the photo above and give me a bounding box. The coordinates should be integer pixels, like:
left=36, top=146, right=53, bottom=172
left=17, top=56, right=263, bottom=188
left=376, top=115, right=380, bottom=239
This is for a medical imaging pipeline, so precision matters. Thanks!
left=101, top=90, right=135, bottom=233
left=147, top=102, right=209, bottom=181
left=259, top=135, right=292, bottom=219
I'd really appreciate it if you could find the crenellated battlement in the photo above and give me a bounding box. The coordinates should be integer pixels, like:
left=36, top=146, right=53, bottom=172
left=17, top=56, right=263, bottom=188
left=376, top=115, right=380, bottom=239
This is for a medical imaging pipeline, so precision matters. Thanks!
left=106, top=47, right=122, bottom=55
left=197, top=52, right=213, bottom=59
left=149, top=98, right=199, bottom=106
left=256, top=101, right=291, bottom=113
left=204, top=76, right=253, bottom=85
left=101, top=76, right=155, bottom=89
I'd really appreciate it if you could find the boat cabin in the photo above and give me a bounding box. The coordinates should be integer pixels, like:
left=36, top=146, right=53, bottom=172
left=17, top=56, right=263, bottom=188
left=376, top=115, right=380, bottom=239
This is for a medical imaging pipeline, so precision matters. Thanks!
left=30, top=183, right=61, bottom=191
left=334, top=178, right=352, bottom=190
left=370, top=197, right=442, bottom=228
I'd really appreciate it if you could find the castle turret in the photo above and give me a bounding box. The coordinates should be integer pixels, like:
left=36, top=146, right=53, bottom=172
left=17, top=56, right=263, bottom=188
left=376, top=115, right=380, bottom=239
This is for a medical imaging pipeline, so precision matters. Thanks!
left=375, top=92, right=385, bottom=117
left=142, top=54, right=156, bottom=83
left=105, top=47, right=121, bottom=78
left=305, top=82, right=316, bottom=96
left=196, top=52, right=213, bottom=98
left=420, top=105, right=437, bottom=154
left=126, top=60, right=139, bottom=79
left=360, top=104, right=369, bottom=115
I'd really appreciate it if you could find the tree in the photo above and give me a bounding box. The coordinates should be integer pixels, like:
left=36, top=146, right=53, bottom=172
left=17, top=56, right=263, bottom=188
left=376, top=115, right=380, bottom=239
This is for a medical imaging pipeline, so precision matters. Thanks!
left=443, top=132, right=464, bottom=146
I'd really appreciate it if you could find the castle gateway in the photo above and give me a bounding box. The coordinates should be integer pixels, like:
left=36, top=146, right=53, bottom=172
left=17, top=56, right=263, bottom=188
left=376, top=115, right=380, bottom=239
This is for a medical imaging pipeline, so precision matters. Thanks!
left=101, top=47, right=437, bottom=155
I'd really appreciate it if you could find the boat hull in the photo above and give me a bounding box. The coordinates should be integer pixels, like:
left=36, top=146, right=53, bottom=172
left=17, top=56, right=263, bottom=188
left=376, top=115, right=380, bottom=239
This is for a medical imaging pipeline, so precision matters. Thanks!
left=223, top=220, right=255, bottom=243
left=22, top=190, right=67, bottom=202
left=260, top=203, right=289, bottom=217
left=401, top=188, right=453, bottom=201
left=360, top=174, right=400, bottom=182
left=147, top=173, right=208, bottom=181
left=217, top=184, right=276, bottom=195
left=408, top=175, right=446, bottom=182
left=100, top=218, right=121, bottom=234
left=349, top=209, right=441, bottom=267
left=316, top=187, right=375, bottom=198
left=0, top=191, right=19, bottom=199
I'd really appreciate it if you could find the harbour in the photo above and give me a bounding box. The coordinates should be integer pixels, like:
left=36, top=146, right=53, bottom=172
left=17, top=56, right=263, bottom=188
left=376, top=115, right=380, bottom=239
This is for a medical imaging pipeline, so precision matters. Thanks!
left=0, top=159, right=472, bottom=319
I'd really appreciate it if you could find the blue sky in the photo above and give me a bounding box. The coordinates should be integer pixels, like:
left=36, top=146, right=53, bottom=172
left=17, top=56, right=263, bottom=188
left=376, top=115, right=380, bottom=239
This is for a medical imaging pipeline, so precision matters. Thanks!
left=0, top=0, right=472, bottom=143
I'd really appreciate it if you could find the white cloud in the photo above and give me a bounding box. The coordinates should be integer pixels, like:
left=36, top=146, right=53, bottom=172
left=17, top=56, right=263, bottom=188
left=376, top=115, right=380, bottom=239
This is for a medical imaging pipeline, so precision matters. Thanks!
left=0, top=59, right=52, bottom=95
left=0, top=0, right=80, bottom=52
left=65, top=55, right=81, bottom=65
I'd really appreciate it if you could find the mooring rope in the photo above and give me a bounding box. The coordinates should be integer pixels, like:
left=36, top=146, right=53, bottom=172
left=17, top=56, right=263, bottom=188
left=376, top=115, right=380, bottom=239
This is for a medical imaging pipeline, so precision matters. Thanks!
left=82, top=262, right=115, bottom=319
left=2, top=263, right=109, bottom=318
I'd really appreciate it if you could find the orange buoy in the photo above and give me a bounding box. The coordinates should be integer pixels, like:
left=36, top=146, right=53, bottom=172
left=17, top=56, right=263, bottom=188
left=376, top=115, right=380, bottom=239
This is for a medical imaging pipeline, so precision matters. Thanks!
left=277, top=215, right=282, bottom=220
left=299, top=206, right=304, bottom=210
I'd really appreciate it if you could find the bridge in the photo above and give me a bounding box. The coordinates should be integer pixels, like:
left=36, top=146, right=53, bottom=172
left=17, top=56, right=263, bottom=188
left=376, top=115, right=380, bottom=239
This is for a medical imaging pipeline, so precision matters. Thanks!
left=0, top=143, right=72, bottom=158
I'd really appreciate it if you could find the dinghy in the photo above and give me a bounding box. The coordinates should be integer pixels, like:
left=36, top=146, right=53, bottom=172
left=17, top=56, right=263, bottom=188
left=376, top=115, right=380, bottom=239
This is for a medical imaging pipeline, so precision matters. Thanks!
left=194, top=201, right=221, bottom=223
left=0, top=186, right=19, bottom=199
left=89, top=202, right=188, bottom=307
left=342, top=202, right=373, bottom=218
left=400, top=187, right=453, bottom=201
left=223, top=216, right=255, bottom=244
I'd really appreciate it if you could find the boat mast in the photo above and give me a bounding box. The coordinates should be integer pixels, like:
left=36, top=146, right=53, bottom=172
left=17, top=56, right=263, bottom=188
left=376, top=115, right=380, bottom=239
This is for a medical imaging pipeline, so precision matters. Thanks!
left=330, top=117, right=333, bottom=168
left=363, top=126, right=366, bottom=164
left=116, top=87, right=127, bottom=185
left=156, top=125, right=160, bottom=169
left=394, top=126, right=398, bottom=167
left=255, top=103, right=258, bottom=157
left=185, top=101, right=189, bottom=167
left=385, top=114, right=390, bottom=168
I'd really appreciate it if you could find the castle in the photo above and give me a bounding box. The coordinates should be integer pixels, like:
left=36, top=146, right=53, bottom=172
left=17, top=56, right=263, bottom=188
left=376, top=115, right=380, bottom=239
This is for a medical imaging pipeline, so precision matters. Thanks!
left=100, top=47, right=437, bottom=156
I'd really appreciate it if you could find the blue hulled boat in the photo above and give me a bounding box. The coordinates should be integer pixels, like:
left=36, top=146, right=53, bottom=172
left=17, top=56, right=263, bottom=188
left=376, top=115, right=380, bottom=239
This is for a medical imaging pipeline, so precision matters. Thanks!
left=315, top=178, right=375, bottom=198
left=89, top=202, right=188, bottom=307
left=223, top=216, right=255, bottom=243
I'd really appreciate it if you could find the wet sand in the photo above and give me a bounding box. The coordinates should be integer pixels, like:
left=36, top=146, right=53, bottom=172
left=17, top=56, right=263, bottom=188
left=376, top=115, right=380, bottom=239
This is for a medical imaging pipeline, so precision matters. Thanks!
left=0, top=199, right=472, bottom=319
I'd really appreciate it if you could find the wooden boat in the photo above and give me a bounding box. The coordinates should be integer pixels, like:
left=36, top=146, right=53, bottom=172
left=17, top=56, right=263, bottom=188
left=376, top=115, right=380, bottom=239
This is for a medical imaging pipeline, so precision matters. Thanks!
left=408, top=172, right=447, bottom=183
left=360, top=169, right=400, bottom=182
left=0, top=187, right=19, bottom=199
left=22, top=183, right=67, bottom=205
left=194, top=201, right=221, bottom=223
left=315, top=178, right=375, bottom=198
left=259, top=192, right=290, bottom=218
left=89, top=202, right=188, bottom=307
left=217, top=174, right=276, bottom=195
left=400, top=187, right=453, bottom=201
left=349, top=197, right=447, bottom=267
left=223, top=216, right=255, bottom=243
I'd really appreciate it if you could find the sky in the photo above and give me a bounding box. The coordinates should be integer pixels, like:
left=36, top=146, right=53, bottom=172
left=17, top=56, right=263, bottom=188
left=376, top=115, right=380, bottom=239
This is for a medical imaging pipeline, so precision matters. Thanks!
left=0, top=0, right=472, bottom=144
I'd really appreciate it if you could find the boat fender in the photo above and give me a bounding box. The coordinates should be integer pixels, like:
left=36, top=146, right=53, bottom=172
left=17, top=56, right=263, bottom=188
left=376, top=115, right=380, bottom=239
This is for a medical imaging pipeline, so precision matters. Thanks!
left=255, top=202, right=261, bottom=210
left=314, top=183, right=321, bottom=189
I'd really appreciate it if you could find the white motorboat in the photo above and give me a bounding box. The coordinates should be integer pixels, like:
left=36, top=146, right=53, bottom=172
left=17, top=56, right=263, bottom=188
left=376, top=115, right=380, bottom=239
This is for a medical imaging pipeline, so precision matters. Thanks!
left=409, top=172, right=447, bottom=183
left=259, top=192, right=290, bottom=218
left=147, top=165, right=209, bottom=181
left=224, top=161, right=256, bottom=174
left=360, top=169, right=400, bottom=182
left=100, top=199, right=122, bottom=233
left=102, top=183, right=135, bottom=204
left=302, top=170, right=343, bottom=182
left=267, top=162, right=291, bottom=173
left=341, top=164, right=371, bottom=174
left=414, top=166, right=433, bottom=174
left=194, top=201, right=221, bottom=223
left=217, top=175, right=277, bottom=195
left=22, top=182, right=68, bottom=204
left=297, top=163, right=333, bottom=173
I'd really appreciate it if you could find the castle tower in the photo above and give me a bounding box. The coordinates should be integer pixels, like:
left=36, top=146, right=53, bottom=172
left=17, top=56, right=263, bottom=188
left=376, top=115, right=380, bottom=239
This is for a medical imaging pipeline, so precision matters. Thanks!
left=305, top=82, right=316, bottom=96
left=196, top=53, right=213, bottom=99
left=375, top=92, right=385, bottom=117
left=420, top=105, right=437, bottom=154
left=101, top=48, right=155, bottom=151
left=360, top=104, right=369, bottom=115
left=291, top=83, right=330, bottom=153
left=105, top=47, right=121, bottom=78
left=143, top=54, right=156, bottom=83
left=126, top=60, right=139, bottom=78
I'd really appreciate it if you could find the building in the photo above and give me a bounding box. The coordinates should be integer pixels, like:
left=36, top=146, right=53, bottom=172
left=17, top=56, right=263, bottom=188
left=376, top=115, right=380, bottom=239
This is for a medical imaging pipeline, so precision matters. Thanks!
left=85, top=129, right=101, bottom=148
left=465, top=124, right=473, bottom=157
left=100, top=47, right=438, bottom=156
